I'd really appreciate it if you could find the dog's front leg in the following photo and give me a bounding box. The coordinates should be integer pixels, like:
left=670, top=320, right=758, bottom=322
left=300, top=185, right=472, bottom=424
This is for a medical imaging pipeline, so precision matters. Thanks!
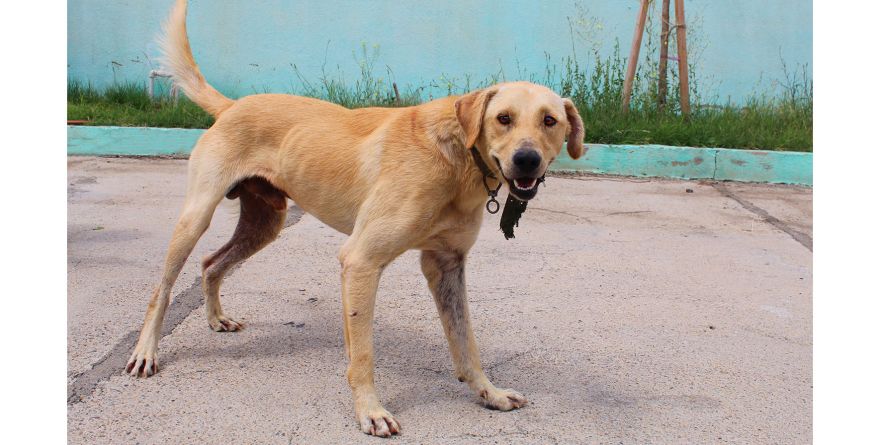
left=420, top=250, right=528, bottom=411
left=338, top=242, right=402, bottom=437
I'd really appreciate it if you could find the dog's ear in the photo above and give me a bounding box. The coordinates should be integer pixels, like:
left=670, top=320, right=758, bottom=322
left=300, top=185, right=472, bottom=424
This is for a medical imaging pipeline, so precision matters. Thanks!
left=563, top=98, right=586, bottom=159
left=455, top=88, right=497, bottom=149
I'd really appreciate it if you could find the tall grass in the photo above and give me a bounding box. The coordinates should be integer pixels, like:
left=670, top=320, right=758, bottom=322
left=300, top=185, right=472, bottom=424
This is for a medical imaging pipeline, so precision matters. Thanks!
left=546, top=5, right=812, bottom=151
left=552, top=48, right=812, bottom=150
left=290, top=43, right=425, bottom=108
left=68, top=31, right=812, bottom=151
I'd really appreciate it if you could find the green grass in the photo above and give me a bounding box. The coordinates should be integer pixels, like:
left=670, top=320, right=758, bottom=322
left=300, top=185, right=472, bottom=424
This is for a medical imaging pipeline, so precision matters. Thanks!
left=68, top=46, right=812, bottom=151
left=68, top=81, right=214, bottom=129
left=556, top=51, right=812, bottom=151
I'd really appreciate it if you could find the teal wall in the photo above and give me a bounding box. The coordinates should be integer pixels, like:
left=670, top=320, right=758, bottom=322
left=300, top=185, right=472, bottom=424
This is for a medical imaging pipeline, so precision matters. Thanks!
left=67, top=0, right=812, bottom=102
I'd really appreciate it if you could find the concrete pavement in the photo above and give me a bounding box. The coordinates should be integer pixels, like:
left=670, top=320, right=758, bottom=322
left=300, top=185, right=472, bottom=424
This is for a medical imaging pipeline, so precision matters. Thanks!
left=68, top=157, right=812, bottom=444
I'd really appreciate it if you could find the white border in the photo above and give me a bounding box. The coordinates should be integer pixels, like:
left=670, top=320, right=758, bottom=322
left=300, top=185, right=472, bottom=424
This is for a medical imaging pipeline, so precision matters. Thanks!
left=2, top=0, right=68, bottom=442
left=814, top=0, right=886, bottom=442
left=7, top=0, right=886, bottom=441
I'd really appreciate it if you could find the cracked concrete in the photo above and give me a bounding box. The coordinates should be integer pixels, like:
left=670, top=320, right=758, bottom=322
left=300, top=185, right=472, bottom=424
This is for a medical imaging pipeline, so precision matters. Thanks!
left=68, top=157, right=812, bottom=444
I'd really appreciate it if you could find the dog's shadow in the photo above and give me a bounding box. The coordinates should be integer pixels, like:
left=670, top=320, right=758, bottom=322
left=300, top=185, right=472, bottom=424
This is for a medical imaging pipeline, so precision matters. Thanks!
left=161, top=314, right=475, bottom=414
left=160, top=308, right=647, bottom=423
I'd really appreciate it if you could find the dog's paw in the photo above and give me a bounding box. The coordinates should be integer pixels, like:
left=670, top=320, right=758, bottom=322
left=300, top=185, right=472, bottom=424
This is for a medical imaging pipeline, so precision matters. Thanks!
left=125, top=346, right=159, bottom=378
left=357, top=406, right=401, bottom=438
left=208, top=314, right=243, bottom=332
left=480, top=387, right=528, bottom=411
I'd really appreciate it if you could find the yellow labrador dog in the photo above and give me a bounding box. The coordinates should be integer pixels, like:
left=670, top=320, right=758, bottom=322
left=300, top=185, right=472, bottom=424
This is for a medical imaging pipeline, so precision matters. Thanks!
left=126, top=0, right=584, bottom=437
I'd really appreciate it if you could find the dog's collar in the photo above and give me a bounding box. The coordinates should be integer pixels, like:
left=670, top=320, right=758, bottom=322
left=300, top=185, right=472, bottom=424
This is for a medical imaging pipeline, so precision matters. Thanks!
left=469, top=146, right=537, bottom=240
left=469, top=146, right=503, bottom=214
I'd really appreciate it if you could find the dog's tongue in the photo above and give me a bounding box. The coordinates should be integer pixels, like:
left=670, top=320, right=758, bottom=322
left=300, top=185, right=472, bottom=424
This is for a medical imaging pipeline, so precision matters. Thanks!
left=516, top=178, right=536, bottom=189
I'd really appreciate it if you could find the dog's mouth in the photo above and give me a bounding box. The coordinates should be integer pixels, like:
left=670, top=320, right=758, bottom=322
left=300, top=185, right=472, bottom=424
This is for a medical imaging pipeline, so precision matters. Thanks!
left=493, top=158, right=543, bottom=201
left=507, top=177, right=542, bottom=200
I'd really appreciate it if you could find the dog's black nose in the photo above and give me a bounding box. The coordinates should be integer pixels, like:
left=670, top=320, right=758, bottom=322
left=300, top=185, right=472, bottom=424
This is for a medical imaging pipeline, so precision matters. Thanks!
left=512, top=149, right=542, bottom=175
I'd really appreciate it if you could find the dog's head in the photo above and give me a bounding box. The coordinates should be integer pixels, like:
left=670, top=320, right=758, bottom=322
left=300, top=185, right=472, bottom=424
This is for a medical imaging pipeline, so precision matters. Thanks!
left=455, top=81, right=585, bottom=200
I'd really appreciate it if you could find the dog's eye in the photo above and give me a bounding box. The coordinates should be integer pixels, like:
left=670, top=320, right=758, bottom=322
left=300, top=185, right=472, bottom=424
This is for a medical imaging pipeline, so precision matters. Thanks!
left=543, top=115, right=557, bottom=127
left=497, top=114, right=511, bottom=125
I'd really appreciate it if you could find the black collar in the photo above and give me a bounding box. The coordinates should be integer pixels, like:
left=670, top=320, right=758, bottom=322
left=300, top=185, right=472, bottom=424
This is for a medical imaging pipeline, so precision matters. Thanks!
left=469, top=146, right=503, bottom=214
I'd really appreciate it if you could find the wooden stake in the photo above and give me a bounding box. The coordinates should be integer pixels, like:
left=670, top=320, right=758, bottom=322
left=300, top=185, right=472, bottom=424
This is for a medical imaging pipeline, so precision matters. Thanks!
left=622, top=0, right=651, bottom=113
left=657, top=0, right=671, bottom=110
left=674, top=0, right=690, bottom=119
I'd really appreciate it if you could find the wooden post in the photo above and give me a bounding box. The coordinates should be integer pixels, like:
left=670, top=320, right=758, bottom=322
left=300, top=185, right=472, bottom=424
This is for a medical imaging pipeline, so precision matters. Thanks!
left=657, top=0, right=671, bottom=110
left=674, top=0, right=690, bottom=119
left=621, top=0, right=651, bottom=113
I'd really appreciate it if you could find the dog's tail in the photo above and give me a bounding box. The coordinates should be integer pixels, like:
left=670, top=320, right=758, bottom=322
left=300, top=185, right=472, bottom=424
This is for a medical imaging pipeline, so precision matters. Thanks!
left=159, top=0, right=234, bottom=118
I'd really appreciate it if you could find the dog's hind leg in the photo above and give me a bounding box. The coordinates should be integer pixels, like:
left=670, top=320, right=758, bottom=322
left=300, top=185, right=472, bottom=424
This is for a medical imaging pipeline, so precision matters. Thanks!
left=125, top=159, right=232, bottom=378
left=420, top=249, right=528, bottom=411
left=201, top=177, right=287, bottom=332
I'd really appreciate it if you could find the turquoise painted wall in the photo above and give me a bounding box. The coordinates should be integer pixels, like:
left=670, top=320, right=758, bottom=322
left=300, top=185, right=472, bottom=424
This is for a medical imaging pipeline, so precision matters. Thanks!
left=67, top=0, right=812, bottom=102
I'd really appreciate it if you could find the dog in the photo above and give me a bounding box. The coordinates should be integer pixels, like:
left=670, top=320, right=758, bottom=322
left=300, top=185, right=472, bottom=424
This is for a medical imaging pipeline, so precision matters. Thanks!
left=125, top=0, right=585, bottom=437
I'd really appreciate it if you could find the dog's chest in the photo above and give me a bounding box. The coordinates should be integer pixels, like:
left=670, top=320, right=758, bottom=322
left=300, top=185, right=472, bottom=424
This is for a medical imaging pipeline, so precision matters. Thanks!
left=418, top=205, right=484, bottom=251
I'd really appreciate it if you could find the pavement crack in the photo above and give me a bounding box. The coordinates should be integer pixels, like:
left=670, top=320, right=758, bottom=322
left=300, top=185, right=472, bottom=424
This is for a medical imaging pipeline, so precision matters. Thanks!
left=606, top=210, right=652, bottom=216
left=449, top=429, right=530, bottom=440
left=532, top=207, right=596, bottom=225
left=67, top=329, right=139, bottom=404
left=711, top=182, right=812, bottom=251
left=67, top=205, right=305, bottom=406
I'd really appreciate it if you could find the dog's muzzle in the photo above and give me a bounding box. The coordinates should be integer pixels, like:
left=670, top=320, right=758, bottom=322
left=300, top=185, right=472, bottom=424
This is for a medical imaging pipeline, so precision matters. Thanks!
left=494, top=156, right=544, bottom=201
